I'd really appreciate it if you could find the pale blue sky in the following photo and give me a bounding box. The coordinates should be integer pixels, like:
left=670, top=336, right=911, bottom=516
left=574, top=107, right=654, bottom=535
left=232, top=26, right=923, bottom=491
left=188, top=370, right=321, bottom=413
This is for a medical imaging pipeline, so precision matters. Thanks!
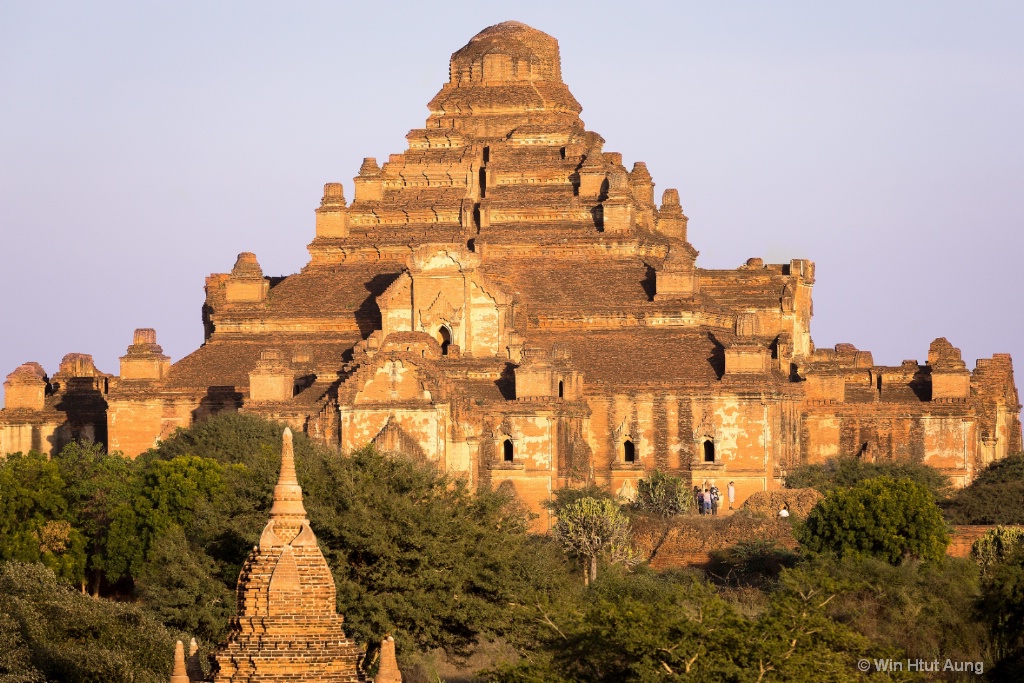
left=2, top=1, right=1022, bottom=402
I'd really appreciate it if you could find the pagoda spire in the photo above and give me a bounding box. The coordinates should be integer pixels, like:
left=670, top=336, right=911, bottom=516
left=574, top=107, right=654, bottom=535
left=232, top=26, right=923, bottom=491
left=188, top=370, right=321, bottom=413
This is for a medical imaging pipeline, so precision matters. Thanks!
left=376, top=635, right=403, bottom=683
left=170, top=640, right=189, bottom=683
left=269, top=427, right=307, bottom=522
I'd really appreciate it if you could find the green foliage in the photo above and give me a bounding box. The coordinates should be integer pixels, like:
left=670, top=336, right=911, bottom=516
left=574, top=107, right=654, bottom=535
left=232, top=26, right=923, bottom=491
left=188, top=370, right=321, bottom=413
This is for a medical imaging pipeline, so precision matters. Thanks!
left=630, top=469, right=692, bottom=517
left=101, top=454, right=226, bottom=584
left=135, top=413, right=579, bottom=659
left=943, top=453, right=1024, bottom=524
left=0, top=452, right=86, bottom=584
left=51, top=442, right=134, bottom=593
left=707, top=539, right=801, bottom=589
left=552, top=497, right=635, bottom=585
left=971, top=526, right=1024, bottom=577
left=1, top=413, right=1004, bottom=679
left=545, top=483, right=616, bottom=516
left=133, top=525, right=233, bottom=642
left=978, top=543, right=1024, bottom=674
left=785, top=456, right=951, bottom=500
left=799, top=476, right=950, bottom=564
left=0, top=561, right=176, bottom=683
left=788, top=555, right=989, bottom=670
left=482, top=566, right=894, bottom=682
left=302, top=445, right=579, bottom=657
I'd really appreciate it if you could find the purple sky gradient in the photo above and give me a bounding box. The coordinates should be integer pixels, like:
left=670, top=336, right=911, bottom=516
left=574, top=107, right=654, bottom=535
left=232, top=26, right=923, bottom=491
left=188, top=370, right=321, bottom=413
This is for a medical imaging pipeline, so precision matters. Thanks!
left=2, top=1, right=1022, bottom=404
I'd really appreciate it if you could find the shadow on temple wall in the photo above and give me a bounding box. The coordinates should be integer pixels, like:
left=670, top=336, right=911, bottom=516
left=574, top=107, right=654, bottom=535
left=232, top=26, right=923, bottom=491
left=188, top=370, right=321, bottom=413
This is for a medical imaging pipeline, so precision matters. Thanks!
left=294, top=374, right=317, bottom=395
left=910, top=366, right=933, bottom=401
left=640, top=265, right=657, bottom=301
left=356, top=273, right=403, bottom=337
left=495, top=363, right=517, bottom=401
left=192, top=386, right=243, bottom=423
left=706, top=333, right=726, bottom=380
left=52, top=382, right=109, bottom=452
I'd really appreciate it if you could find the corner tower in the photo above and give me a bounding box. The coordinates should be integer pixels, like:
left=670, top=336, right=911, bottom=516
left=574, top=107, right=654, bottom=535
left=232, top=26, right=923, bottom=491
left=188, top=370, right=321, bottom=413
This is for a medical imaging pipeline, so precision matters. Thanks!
left=210, top=429, right=365, bottom=682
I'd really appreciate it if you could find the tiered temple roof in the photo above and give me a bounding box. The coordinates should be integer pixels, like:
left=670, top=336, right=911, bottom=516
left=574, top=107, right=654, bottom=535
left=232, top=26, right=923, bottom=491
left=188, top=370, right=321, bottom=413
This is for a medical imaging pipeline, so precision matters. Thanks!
left=2, top=21, right=1020, bottom=522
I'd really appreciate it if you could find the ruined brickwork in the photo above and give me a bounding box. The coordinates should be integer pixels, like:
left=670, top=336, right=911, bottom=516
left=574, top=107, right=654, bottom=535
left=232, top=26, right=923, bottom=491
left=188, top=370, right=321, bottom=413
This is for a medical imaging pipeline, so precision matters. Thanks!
left=206, top=429, right=366, bottom=682
left=2, top=22, right=1021, bottom=526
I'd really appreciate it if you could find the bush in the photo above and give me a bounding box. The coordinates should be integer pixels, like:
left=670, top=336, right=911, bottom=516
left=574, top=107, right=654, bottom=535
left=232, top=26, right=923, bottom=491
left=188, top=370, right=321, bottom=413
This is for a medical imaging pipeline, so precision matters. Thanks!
left=786, top=456, right=951, bottom=500
left=141, top=412, right=579, bottom=658
left=943, top=453, right=1024, bottom=525
left=799, top=476, right=950, bottom=563
left=972, top=526, right=1024, bottom=577
left=630, top=470, right=692, bottom=517
left=481, top=565, right=892, bottom=683
left=783, top=555, right=989, bottom=670
left=707, top=539, right=800, bottom=589
left=0, top=561, right=176, bottom=682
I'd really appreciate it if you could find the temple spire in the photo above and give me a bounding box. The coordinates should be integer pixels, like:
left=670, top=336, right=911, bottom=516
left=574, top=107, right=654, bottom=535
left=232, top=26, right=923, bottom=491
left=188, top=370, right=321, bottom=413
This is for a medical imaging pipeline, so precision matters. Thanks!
left=186, top=638, right=203, bottom=681
left=171, top=640, right=189, bottom=683
left=269, top=427, right=307, bottom=521
left=376, top=636, right=403, bottom=683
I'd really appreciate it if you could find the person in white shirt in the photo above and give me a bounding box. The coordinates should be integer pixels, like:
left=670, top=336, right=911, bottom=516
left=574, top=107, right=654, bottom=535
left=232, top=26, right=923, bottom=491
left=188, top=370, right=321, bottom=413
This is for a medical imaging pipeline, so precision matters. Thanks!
left=727, top=481, right=735, bottom=510
left=778, top=504, right=790, bottom=518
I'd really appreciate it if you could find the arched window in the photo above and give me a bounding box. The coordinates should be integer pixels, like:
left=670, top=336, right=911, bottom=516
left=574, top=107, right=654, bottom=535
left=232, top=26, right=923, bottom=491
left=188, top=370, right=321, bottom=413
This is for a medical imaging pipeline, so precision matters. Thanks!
left=558, top=380, right=564, bottom=398
left=623, top=439, right=636, bottom=463
left=503, top=439, right=514, bottom=462
left=439, top=326, right=452, bottom=356
left=703, top=440, right=715, bottom=463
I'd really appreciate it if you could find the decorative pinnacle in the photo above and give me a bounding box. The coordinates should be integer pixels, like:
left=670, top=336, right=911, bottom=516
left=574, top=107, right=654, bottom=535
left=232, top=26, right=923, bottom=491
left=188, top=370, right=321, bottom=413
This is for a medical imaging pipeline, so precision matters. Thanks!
left=376, top=635, right=403, bottom=683
left=269, top=428, right=307, bottom=520
left=171, top=640, right=189, bottom=683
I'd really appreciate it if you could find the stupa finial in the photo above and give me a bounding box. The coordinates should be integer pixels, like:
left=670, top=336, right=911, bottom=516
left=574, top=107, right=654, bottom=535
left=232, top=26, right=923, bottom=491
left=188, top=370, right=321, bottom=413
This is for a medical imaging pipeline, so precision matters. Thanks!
left=269, top=428, right=307, bottom=520
left=376, top=635, right=403, bottom=683
left=170, top=640, right=189, bottom=683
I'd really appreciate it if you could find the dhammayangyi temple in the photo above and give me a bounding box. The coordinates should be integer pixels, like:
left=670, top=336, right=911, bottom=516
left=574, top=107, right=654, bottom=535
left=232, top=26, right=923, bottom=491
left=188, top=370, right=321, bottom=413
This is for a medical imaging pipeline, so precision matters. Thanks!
left=2, top=21, right=1021, bottom=529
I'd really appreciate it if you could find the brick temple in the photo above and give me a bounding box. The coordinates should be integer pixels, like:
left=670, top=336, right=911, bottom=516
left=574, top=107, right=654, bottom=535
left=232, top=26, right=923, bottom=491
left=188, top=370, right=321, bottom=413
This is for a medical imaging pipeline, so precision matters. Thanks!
left=207, top=428, right=366, bottom=681
left=2, top=21, right=1020, bottom=525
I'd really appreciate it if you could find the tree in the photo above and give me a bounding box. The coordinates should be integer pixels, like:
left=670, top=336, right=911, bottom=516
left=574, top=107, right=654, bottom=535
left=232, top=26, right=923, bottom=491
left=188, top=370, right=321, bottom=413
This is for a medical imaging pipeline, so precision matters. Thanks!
left=133, top=525, right=234, bottom=642
left=0, top=561, right=176, bottom=683
left=546, top=482, right=616, bottom=517
left=553, top=497, right=635, bottom=585
left=629, top=469, right=692, bottom=563
left=101, top=454, right=226, bottom=585
left=0, top=452, right=86, bottom=585
left=138, top=413, right=579, bottom=659
left=972, top=526, right=1024, bottom=577
left=943, top=453, right=1024, bottom=524
left=799, top=476, right=950, bottom=564
left=785, top=455, right=951, bottom=500
left=52, top=441, right=135, bottom=594
left=978, top=543, right=1024, bottom=676
left=783, top=555, right=988, bottom=671
left=482, top=566, right=891, bottom=683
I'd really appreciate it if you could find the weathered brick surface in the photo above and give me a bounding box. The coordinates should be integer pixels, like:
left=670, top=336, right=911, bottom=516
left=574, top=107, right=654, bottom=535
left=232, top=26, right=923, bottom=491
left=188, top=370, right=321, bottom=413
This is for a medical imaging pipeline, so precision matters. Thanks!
left=1, top=22, right=1020, bottom=534
left=207, top=430, right=366, bottom=682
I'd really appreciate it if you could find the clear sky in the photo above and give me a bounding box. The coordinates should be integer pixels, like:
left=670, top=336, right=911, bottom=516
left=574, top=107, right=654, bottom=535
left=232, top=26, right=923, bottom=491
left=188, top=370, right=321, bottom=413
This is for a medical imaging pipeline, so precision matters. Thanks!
left=1, top=1, right=1022, bottom=403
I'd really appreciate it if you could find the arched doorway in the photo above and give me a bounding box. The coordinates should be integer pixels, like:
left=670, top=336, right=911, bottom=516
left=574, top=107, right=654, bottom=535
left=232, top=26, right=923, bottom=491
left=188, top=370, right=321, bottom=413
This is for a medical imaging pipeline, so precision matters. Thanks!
left=623, top=439, right=636, bottom=463
left=703, top=440, right=715, bottom=463
left=503, top=439, right=514, bottom=462
left=438, top=326, right=452, bottom=355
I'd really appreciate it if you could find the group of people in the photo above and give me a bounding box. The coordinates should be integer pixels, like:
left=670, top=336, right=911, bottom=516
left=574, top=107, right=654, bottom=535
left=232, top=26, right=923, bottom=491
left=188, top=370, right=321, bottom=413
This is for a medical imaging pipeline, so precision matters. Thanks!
left=694, top=481, right=735, bottom=515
